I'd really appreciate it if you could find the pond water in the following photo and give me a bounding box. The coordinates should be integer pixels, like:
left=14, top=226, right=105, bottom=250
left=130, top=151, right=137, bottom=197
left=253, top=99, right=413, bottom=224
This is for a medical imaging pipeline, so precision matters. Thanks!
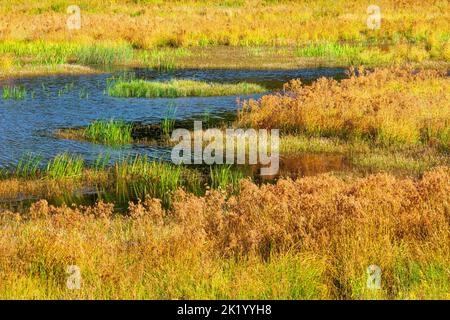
left=0, top=67, right=346, bottom=167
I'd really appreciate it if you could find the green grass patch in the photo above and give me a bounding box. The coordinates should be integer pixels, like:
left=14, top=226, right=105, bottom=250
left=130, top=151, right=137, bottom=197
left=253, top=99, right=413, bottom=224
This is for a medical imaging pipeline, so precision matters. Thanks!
left=2, top=85, right=27, bottom=100
left=108, top=79, right=268, bottom=98
left=74, top=43, right=134, bottom=65
left=209, top=165, right=245, bottom=193
left=84, top=119, right=133, bottom=145
left=114, top=155, right=203, bottom=208
left=46, top=153, right=84, bottom=179
left=295, top=43, right=363, bottom=60
left=161, top=105, right=177, bottom=136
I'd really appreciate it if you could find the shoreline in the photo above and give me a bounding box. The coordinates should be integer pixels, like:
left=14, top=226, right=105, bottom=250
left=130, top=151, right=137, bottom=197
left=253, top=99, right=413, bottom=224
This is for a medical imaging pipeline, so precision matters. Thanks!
left=1, top=46, right=449, bottom=79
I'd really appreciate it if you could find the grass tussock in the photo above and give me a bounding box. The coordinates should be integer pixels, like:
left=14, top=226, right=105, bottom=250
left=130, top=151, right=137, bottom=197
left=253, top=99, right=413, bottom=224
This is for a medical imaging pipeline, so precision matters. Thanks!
left=239, top=67, right=450, bottom=150
left=0, top=167, right=448, bottom=299
left=108, top=79, right=267, bottom=98
left=84, top=119, right=133, bottom=145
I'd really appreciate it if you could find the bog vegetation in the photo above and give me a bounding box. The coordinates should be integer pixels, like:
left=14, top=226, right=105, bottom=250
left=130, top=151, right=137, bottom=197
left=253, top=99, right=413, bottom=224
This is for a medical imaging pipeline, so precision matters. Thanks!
left=0, top=167, right=448, bottom=299
left=0, top=0, right=449, bottom=74
left=238, top=68, right=450, bottom=151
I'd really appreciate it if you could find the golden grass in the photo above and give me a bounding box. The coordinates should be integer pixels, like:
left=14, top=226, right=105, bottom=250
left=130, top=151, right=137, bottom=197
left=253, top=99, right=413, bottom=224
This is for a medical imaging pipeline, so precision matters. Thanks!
left=0, top=167, right=448, bottom=299
left=238, top=67, right=450, bottom=149
left=0, top=64, right=99, bottom=79
left=279, top=135, right=449, bottom=176
left=1, top=1, right=448, bottom=49
left=0, top=0, right=448, bottom=73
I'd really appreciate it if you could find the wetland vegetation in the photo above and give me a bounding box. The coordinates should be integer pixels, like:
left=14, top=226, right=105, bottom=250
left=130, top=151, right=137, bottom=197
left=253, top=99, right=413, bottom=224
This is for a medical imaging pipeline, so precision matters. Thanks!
left=0, top=0, right=449, bottom=301
left=107, top=79, right=268, bottom=98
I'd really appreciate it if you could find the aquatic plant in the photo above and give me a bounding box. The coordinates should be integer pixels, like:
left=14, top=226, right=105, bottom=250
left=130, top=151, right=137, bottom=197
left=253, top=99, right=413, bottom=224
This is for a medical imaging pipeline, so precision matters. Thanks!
left=161, top=105, right=177, bottom=136
left=114, top=155, right=202, bottom=207
left=14, top=153, right=42, bottom=179
left=93, top=152, right=110, bottom=172
left=2, top=85, right=27, bottom=100
left=108, top=79, right=267, bottom=98
left=84, top=119, right=133, bottom=145
left=78, top=87, right=89, bottom=99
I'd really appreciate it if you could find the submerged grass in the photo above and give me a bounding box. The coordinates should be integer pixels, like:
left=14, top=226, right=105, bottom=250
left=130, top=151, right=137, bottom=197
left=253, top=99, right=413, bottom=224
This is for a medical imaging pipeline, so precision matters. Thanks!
left=108, top=79, right=268, bottom=98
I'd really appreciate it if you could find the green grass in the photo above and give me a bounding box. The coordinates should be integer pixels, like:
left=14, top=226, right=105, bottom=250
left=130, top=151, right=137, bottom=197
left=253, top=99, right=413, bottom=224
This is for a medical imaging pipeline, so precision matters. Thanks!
left=0, top=41, right=75, bottom=65
left=74, top=43, right=134, bottom=65
left=161, top=105, right=177, bottom=136
left=14, top=153, right=43, bottom=179
left=2, top=85, right=27, bottom=100
left=107, top=79, right=268, bottom=98
left=45, top=153, right=84, bottom=179
left=114, top=155, right=202, bottom=208
left=295, top=43, right=363, bottom=59
left=209, top=165, right=245, bottom=193
left=139, top=48, right=190, bottom=71
left=84, top=119, right=133, bottom=145
left=0, top=41, right=134, bottom=66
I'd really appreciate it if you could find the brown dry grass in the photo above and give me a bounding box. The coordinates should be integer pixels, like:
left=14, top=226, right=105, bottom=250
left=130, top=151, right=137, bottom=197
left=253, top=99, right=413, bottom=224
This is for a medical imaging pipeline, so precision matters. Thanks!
left=1, top=1, right=448, bottom=50
left=0, top=167, right=448, bottom=299
left=238, top=67, right=450, bottom=149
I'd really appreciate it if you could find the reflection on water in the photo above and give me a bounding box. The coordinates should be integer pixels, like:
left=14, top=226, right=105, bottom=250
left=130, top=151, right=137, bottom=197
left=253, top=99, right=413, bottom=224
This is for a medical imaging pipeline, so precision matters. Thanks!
left=252, top=153, right=351, bottom=180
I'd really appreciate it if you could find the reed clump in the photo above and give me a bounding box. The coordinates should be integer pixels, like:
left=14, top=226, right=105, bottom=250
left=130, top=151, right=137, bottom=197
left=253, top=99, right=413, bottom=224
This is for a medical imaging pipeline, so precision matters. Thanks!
left=84, top=119, right=133, bottom=145
left=238, top=68, right=450, bottom=150
left=108, top=79, right=267, bottom=98
left=2, top=84, right=27, bottom=100
left=0, top=167, right=448, bottom=299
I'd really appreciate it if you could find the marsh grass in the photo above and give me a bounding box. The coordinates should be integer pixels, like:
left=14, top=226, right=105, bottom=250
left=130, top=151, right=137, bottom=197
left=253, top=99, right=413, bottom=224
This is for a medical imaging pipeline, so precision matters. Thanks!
left=2, top=1, right=448, bottom=57
left=209, top=165, right=244, bottom=193
left=114, top=155, right=203, bottom=207
left=45, top=153, right=84, bottom=179
left=239, top=68, right=450, bottom=150
left=108, top=79, right=267, bottom=98
left=2, top=84, right=27, bottom=100
left=161, top=106, right=177, bottom=136
left=74, top=43, right=134, bottom=65
left=140, top=48, right=190, bottom=71
left=0, top=167, right=448, bottom=299
left=14, top=153, right=43, bottom=179
left=84, top=119, right=133, bottom=145
left=296, top=43, right=363, bottom=61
